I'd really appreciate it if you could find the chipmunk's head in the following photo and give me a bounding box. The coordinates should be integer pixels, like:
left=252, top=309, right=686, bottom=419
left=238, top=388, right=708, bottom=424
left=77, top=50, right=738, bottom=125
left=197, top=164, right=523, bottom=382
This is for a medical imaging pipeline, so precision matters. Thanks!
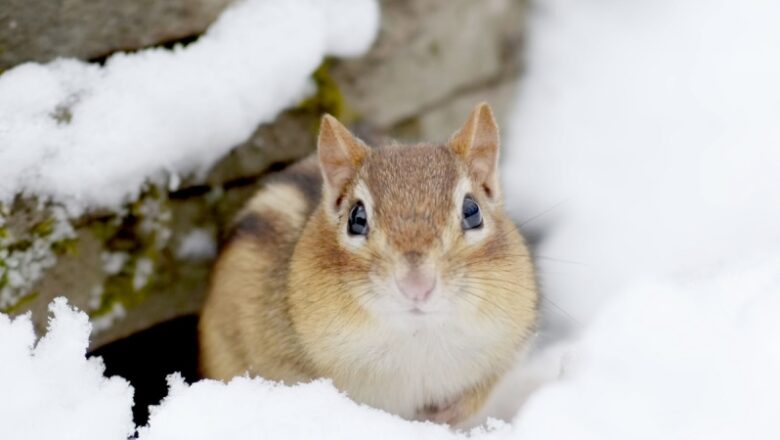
left=293, top=103, right=536, bottom=332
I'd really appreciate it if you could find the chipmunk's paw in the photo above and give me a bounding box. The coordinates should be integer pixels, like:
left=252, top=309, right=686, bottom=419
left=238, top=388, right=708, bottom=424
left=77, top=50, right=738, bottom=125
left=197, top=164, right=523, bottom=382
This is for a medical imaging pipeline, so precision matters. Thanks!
left=418, top=399, right=466, bottom=426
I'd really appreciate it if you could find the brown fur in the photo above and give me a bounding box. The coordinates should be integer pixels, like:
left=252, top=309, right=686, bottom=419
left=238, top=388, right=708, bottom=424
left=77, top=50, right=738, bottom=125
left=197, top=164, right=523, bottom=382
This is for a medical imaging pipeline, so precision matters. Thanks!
left=199, top=103, right=538, bottom=426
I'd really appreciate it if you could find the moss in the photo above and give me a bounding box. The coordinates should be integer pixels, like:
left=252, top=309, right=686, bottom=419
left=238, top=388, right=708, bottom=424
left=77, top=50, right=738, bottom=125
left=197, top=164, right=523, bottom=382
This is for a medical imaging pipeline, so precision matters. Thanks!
left=5, top=210, right=79, bottom=254
left=33, top=212, right=77, bottom=254
left=295, top=59, right=350, bottom=131
left=91, top=257, right=151, bottom=316
left=0, top=178, right=173, bottom=320
left=7, top=239, right=32, bottom=252
left=89, top=217, right=122, bottom=243
left=32, top=218, right=56, bottom=237
left=90, top=250, right=170, bottom=319
left=87, top=183, right=173, bottom=320
left=51, top=237, right=79, bottom=256
left=0, top=202, right=80, bottom=313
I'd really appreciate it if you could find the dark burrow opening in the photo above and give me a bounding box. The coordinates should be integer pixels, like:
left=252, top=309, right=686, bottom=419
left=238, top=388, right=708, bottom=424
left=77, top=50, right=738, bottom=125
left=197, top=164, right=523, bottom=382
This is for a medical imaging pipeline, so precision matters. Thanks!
left=89, top=315, right=201, bottom=426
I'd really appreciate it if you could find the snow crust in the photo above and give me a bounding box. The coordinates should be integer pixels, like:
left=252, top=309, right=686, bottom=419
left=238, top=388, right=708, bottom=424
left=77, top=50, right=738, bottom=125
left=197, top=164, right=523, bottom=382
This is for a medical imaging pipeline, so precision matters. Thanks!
left=0, top=0, right=379, bottom=212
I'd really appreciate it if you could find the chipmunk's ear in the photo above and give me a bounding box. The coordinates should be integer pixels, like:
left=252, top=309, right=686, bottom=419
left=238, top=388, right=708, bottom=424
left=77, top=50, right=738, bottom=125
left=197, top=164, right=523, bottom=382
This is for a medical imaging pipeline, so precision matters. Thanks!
left=317, top=114, right=368, bottom=207
left=449, top=102, right=501, bottom=198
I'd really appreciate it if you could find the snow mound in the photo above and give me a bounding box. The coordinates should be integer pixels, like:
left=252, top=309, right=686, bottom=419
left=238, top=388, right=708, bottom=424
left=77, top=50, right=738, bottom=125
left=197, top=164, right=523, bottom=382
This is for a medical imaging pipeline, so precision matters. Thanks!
left=0, top=298, right=134, bottom=440
left=504, top=0, right=780, bottom=332
left=137, top=376, right=508, bottom=440
left=513, top=254, right=780, bottom=440
left=0, top=0, right=379, bottom=212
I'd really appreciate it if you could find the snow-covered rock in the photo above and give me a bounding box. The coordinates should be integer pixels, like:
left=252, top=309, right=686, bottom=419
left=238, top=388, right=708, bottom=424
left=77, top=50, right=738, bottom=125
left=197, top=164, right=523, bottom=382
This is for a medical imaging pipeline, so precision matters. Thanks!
left=0, top=0, right=379, bottom=212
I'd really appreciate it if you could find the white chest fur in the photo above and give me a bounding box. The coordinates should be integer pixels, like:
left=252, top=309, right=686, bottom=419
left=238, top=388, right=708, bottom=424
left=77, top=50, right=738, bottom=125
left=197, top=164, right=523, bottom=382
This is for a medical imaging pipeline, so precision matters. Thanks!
left=327, top=314, right=508, bottom=419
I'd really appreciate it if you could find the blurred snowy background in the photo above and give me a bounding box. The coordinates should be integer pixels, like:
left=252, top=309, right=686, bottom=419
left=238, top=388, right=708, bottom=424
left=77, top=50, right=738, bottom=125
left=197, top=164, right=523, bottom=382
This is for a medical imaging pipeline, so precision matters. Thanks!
left=2, top=0, right=780, bottom=438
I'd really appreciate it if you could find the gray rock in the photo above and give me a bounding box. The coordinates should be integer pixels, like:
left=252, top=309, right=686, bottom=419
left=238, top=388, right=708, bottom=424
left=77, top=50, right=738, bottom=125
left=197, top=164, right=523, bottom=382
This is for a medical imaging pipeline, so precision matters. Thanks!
left=0, top=0, right=233, bottom=70
left=334, top=0, right=526, bottom=134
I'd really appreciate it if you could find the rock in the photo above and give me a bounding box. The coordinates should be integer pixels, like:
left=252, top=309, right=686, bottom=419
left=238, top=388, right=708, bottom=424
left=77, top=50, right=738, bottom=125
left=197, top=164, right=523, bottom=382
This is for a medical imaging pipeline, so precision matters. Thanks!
left=0, top=0, right=233, bottom=70
left=333, top=0, right=525, bottom=136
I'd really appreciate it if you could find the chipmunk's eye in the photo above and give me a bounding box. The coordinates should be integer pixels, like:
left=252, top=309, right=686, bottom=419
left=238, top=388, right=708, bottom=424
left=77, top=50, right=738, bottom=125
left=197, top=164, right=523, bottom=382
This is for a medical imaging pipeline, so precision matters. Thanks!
left=462, top=195, right=483, bottom=230
left=348, top=201, right=369, bottom=236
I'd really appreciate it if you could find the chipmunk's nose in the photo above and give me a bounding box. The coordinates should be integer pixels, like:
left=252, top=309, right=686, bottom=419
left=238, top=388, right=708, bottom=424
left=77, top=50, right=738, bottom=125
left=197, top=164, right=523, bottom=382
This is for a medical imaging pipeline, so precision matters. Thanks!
left=397, top=269, right=436, bottom=303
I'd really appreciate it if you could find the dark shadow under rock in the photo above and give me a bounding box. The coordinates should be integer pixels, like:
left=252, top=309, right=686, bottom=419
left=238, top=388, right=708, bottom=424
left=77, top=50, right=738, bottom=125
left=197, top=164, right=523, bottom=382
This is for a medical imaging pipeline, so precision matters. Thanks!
left=90, top=314, right=200, bottom=426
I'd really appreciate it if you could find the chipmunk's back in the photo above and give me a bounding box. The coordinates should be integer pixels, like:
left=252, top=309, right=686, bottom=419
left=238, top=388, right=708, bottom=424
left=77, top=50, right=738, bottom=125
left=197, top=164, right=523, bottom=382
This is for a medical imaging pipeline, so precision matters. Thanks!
left=198, top=156, right=322, bottom=381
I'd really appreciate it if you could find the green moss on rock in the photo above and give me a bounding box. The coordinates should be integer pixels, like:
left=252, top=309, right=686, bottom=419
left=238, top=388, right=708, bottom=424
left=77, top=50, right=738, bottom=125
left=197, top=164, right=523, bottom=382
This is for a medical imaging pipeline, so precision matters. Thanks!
left=295, top=59, right=350, bottom=130
left=87, top=183, right=173, bottom=320
left=0, top=202, right=77, bottom=312
left=31, top=218, right=56, bottom=237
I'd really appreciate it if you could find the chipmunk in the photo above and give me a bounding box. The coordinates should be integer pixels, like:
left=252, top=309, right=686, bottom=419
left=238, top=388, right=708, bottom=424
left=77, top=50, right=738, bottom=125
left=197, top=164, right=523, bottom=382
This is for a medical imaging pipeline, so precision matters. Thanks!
left=199, top=103, right=538, bottom=426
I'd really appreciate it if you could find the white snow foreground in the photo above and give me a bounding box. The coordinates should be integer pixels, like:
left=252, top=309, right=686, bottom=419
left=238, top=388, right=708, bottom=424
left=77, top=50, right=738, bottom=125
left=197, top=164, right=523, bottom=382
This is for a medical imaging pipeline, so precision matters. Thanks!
left=0, top=299, right=134, bottom=440
left=3, top=258, right=780, bottom=440
left=0, top=0, right=379, bottom=212
left=512, top=254, right=780, bottom=440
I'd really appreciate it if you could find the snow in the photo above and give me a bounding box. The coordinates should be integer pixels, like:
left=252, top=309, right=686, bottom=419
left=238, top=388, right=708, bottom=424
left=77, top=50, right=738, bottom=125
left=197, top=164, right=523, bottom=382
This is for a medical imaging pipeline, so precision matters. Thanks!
left=132, top=257, right=154, bottom=291
left=2, top=0, right=780, bottom=438
left=90, top=302, right=127, bottom=335
left=503, top=0, right=780, bottom=335
left=0, top=298, right=134, bottom=440
left=0, top=0, right=379, bottom=212
left=137, top=376, right=503, bottom=440
left=512, top=255, right=780, bottom=439
left=176, top=228, right=217, bottom=261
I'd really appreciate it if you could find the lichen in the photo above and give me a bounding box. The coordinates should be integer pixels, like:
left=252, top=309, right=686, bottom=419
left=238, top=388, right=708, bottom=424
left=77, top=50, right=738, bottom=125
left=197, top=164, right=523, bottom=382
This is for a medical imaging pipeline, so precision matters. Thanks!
left=0, top=181, right=174, bottom=321
left=87, top=183, right=173, bottom=323
left=0, top=204, right=77, bottom=312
